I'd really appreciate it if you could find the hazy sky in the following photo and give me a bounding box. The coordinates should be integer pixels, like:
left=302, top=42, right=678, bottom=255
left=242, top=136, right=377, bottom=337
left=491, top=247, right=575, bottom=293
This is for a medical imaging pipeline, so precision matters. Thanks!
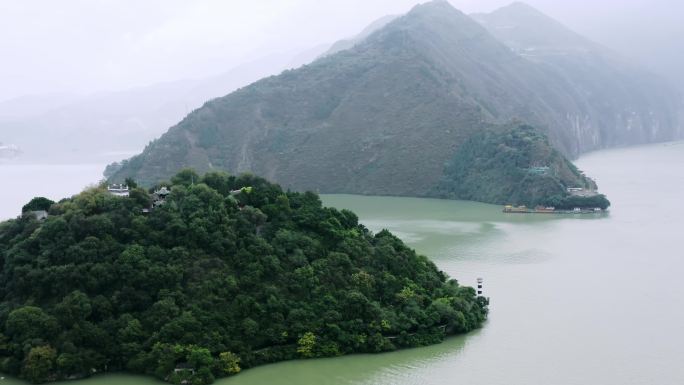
left=1, top=0, right=682, bottom=101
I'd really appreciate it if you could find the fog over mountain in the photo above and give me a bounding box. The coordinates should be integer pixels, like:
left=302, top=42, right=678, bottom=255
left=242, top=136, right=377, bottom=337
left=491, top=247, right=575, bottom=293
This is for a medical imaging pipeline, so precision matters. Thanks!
left=0, top=49, right=326, bottom=163
left=1, top=0, right=682, bottom=163
left=1, top=0, right=681, bottom=101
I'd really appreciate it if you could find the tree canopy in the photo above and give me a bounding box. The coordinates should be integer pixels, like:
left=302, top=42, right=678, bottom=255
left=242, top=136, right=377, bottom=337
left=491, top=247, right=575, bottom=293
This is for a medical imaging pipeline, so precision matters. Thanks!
left=21, top=197, right=55, bottom=213
left=0, top=170, right=488, bottom=384
left=436, top=124, right=610, bottom=209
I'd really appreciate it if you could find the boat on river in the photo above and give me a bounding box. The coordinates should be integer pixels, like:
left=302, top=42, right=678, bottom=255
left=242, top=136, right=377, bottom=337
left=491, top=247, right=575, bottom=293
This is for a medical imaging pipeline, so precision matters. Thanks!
left=503, top=205, right=604, bottom=214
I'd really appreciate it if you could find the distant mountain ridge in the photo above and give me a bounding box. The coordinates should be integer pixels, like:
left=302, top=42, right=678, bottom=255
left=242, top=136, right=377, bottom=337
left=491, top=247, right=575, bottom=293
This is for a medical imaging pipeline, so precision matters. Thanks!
left=0, top=49, right=328, bottom=163
left=471, top=2, right=596, bottom=52
left=109, top=1, right=681, bottom=206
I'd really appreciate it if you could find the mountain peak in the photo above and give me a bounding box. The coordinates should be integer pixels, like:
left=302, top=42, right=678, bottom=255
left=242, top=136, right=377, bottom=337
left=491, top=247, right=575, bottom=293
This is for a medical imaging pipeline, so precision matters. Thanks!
left=501, top=1, right=542, bottom=13
left=414, top=0, right=453, bottom=9
left=385, top=0, right=488, bottom=42
left=323, top=1, right=471, bottom=59
left=407, top=0, right=461, bottom=17
left=492, top=1, right=561, bottom=23
left=473, top=1, right=592, bottom=50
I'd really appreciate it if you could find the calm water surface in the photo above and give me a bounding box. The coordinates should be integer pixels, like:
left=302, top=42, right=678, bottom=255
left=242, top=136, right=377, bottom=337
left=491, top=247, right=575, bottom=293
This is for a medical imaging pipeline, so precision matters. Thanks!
left=1, top=142, right=683, bottom=384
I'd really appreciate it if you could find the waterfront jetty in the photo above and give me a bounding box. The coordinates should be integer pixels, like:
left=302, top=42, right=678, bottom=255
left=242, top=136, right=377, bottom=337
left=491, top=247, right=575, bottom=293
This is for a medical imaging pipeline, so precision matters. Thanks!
left=503, top=205, right=604, bottom=215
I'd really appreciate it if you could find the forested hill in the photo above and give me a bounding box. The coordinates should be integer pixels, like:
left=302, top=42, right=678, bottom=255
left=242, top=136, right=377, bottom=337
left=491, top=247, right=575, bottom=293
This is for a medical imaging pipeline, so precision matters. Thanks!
left=107, top=1, right=678, bottom=204
left=435, top=124, right=610, bottom=209
left=0, top=170, right=488, bottom=384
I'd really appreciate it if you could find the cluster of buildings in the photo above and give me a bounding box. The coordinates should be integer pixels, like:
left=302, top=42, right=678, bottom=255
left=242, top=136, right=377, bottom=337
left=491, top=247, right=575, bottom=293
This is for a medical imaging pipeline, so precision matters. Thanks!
left=108, top=184, right=171, bottom=213
left=566, top=186, right=598, bottom=197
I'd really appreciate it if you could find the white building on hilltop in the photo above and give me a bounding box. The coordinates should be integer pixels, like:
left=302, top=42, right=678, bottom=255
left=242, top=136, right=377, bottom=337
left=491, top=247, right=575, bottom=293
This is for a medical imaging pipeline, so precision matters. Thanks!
left=107, top=184, right=130, bottom=197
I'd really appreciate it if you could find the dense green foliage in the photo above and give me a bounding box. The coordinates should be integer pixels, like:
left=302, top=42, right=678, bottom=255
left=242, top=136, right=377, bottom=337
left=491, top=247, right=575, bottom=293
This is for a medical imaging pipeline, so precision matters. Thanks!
left=435, top=124, right=609, bottom=208
left=21, top=197, right=55, bottom=213
left=107, top=1, right=670, bottom=206
left=0, top=170, right=488, bottom=384
left=543, top=194, right=611, bottom=210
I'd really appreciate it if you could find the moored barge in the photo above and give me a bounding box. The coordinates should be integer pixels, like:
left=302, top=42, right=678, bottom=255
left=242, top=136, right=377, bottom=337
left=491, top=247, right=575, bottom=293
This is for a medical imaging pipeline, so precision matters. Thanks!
left=503, top=205, right=604, bottom=214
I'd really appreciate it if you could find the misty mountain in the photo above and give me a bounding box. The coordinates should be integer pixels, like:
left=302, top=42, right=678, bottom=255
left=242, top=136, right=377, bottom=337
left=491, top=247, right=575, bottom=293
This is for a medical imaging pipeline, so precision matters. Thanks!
left=0, top=93, right=83, bottom=121
left=109, top=0, right=674, bottom=207
left=471, top=2, right=595, bottom=53
left=472, top=2, right=683, bottom=152
left=0, top=49, right=327, bottom=163
left=322, top=15, right=398, bottom=57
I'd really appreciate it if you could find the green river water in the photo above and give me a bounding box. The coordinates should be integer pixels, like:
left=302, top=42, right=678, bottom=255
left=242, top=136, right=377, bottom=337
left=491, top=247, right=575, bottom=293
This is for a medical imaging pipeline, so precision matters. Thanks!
left=2, top=141, right=683, bottom=384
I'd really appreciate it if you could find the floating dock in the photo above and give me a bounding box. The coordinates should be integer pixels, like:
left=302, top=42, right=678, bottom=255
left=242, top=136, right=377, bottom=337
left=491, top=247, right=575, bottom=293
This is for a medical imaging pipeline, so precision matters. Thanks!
left=503, top=205, right=605, bottom=214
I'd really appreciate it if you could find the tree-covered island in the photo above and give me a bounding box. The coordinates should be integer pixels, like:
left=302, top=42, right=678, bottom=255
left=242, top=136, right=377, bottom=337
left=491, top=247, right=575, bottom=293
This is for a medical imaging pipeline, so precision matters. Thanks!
left=0, top=170, right=488, bottom=384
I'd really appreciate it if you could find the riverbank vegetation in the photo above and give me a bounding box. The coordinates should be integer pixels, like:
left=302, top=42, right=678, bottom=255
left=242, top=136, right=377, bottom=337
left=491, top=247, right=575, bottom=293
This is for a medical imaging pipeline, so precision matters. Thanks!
left=542, top=193, right=611, bottom=210
left=0, top=170, right=488, bottom=384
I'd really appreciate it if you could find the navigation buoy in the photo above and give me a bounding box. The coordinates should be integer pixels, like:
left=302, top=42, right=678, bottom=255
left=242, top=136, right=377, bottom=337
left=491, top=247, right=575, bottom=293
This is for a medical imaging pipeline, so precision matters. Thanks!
left=477, top=277, right=483, bottom=296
